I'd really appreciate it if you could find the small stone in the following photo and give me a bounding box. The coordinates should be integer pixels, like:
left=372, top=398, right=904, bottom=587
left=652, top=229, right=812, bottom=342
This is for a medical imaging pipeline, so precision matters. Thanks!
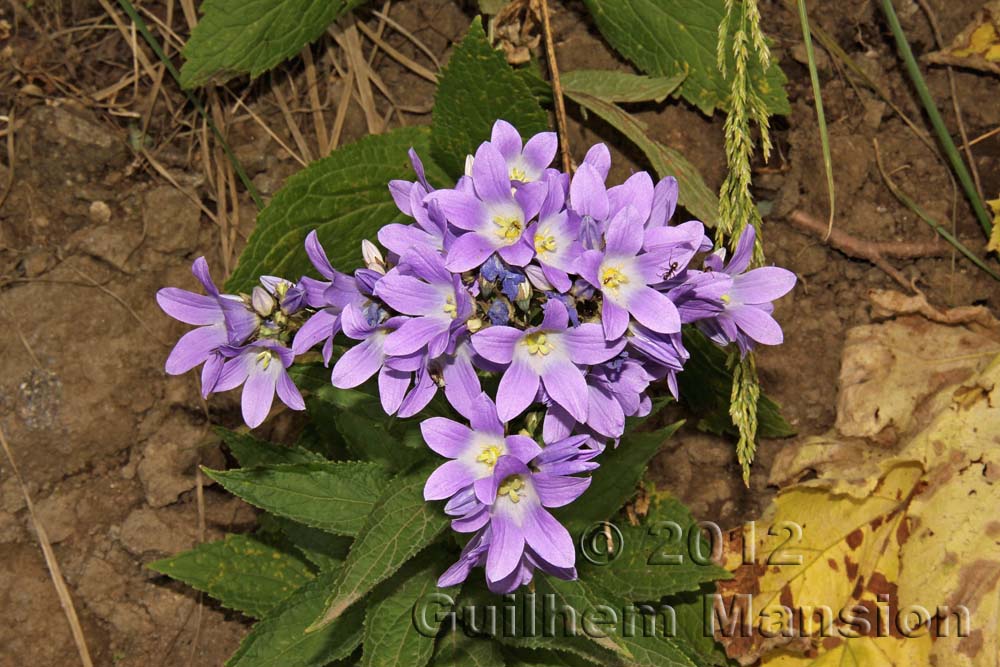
left=19, top=249, right=54, bottom=278
left=119, top=507, right=194, bottom=555
left=71, top=224, right=136, bottom=271
left=88, top=200, right=112, bottom=224
left=143, top=187, right=201, bottom=253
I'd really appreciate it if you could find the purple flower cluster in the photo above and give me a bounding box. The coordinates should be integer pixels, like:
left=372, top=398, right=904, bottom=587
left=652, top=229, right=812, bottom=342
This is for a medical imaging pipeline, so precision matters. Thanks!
left=158, top=120, right=795, bottom=593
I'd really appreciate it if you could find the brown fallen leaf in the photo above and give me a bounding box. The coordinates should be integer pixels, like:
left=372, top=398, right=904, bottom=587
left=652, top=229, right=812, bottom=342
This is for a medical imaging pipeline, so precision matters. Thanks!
left=925, top=1, right=1000, bottom=75
left=715, top=313, right=1000, bottom=666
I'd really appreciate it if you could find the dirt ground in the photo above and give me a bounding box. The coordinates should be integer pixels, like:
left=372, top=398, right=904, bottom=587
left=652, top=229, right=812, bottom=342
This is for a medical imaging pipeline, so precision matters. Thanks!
left=0, top=0, right=997, bottom=664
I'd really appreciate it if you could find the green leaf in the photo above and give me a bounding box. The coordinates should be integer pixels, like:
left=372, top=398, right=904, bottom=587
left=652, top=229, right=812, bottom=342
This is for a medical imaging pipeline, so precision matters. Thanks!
left=149, top=534, right=314, bottom=619
left=431, top=18, right=549, bottom=177
left=432, top=632, right=505, bottom=667
left=273, top=517, right=352, bottom=572
left=560, top=70, right=686, bottom=103
left=361, top=559, right=455, bottom=667
left=582, top=0, right=788, bottom=115
left=225, top=126, right=450, bottom=293
left=663, top=587, right=733, bottom=667
left=679, top=329, right=794, bottom=439
left=561, top=89, right=718, bottom=227
left=581, top=493, right=728, bottom=601
left=226, top=568, right=365, bottom=667
left=311, top=464, right=449, bottom=630
left=205, top=462, right=392, bottom=536
left=180, top=0, right=364, bottom=88
left=217, top=427, right=325, bottom=468
left=560, top=420, right=683, bottom=534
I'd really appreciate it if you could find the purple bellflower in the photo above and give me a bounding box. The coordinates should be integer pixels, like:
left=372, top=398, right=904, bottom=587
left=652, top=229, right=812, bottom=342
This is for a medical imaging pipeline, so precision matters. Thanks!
left=213, top=340, right=304, bottom=428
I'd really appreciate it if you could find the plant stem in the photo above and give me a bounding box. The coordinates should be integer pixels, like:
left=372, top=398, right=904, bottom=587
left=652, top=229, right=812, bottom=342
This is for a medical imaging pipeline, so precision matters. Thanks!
left=879, top=0, right=991, bottom=238
left=796, top=0, right=834, bottom=238
left=114, top=0, right=264, bottom=210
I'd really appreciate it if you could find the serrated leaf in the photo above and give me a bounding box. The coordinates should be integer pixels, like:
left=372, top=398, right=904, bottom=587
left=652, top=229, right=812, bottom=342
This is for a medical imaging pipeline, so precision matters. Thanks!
left=582, top=493, right=728, bottom=601
left=679, top=329, right=794, bottom=439
left=205, top=462, right=392, bottom=536
left=273, top=517, right=352, bottom=572
left=180, top=0, right=364, bottom=88
left=560, top=70, right=686, bottom=103
left=664, top=588, right=733, bottom=667
left=227, top=568, right=365, bottom=667
left=433, top=631, right=505, bottom=667
left=361, top=560, right=455, bottom=667
left=561, top=88, right=718, bottom=227
left=311, top=464, right=449, bottom=630
left=431, top=18, right=549, bottom=177
left=217, top=427, right=326, bottom=468
left=560, top=420, right=683, bottom=534
left=582, top=0, right=788, bottom=115
left=225, top=127, right=449, bottom=293
left=150, top=534, right=314, bottom=619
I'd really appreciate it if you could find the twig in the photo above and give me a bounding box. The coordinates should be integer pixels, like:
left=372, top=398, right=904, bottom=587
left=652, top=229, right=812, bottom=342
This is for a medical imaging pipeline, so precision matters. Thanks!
left=0, top=108, right=15, bottom=214
left=538, top=0, right=572, bottom=174
left=301, top=46, right=330, bottom=156
left=868, top=288, right=1000, bottom=332
left=879, top=0, right=992, bottom=238
left=872, top=139, right=1000, bottom=282
left=787, top=210, right=948, bottom=259
left=0, top=425, right=94, bottom=667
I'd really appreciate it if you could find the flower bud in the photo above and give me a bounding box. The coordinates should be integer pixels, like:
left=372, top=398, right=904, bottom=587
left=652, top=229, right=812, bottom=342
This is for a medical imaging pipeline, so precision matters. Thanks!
left=362, top=240, right=386, bottom=274
left=467, top=317, right=483, bottom=333
left=464, top=154, right=474, bottom=177
left=251, top=286, right=276, bottom=316
left=515, top=280, right=532, bottom=311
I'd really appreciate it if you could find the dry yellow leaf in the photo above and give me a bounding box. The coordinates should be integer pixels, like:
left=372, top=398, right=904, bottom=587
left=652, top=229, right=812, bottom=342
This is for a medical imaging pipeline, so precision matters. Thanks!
left=987, top=197, right=1000, bottom=254
left=715, top=314, right=1000, bottom=666
left=926, top=1, right=1000, bottom=75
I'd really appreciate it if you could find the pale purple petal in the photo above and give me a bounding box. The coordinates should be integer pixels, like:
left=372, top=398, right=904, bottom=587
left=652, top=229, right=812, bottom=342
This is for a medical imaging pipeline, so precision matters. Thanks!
left=497, top=359, right=540, bottom=421
left=242, top=366, right=278, bottom=428
left=292, top=309, right=339, bottom=357
left=514, top=180, right=547, bottom=220
left=378, top=366, right=410, bottom=415
left=649, top=176, right=678, bottom=227
left=398, top=366, right=437, bottom=418
left=503, top=434, right=542, bottom=463
left=471, top=326, right=522, bottom=365
left=384, top=317, right=448, bottom=356
left=165, top=325, right=227, bottom=374
left=304, top=230, right=336, bottom=279
left=497, top=236, right=534, bottom=267
left=521, top=132, right=558, bottom=177
left=727, top=225, right=756, bottom=275
left=432, top=190, right=487, bottom=231
left=730, top=267, right=797, bottom=304
left=523, top=507, right=575, bottom=568
left=604, top=207, right=644, bottom=256
left=374, top=272, right=443, bottom=316
left=467, top=393, right=504, bottom=436
left=532, top=473, right=591, bottom=508
left=424, top=460, right=475, bottom=501
left=587, top=383, right=625, bottom=438
left=562, top=323, right=625, bottom=364
left=487, top=516, right=525, bottom=583
left=730, top=305, right=784, bottom=345
left=445, top=233, right=498, bottom=272
left=602, top=299, right=630, bottom=340
left=569, top=163, right=609, bottom=221
left=276, top=371, right=305, bottom=411
left=627, top=286, right=681, bottom=334
left=442, top=352, right=481, bottom=419
left=157, top=288, right=222, bottom=326
left=378, top=223, right=438, bottom=257
left=200, top=353, right=224, bottom=398
left=421, top=417, right=474, bottom=457
left=539, top=298, right=569, bottom=330
left=608, top=171, right=653, bottom=223
left=491, top=120, right=523, bottom=160
left=541, top=360, right=588, bottom=423
left=575, top=250, right=603, bottom=286
left=213, top=353, right=252, bottom=392
left=582, top=143, right=610, bottom=180
left=330, top=336, right=383, bottom=388
left=543, top=405, right=574, bottom=443
left=472, top=142, right=513, bottom=205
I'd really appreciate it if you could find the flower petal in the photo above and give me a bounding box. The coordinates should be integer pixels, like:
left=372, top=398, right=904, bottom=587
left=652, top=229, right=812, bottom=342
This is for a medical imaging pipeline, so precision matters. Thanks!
left=730, top=267, right=797, bottom=304
left=582, top=143, right=610, bottom=180
left=487, top=515, right=526, bottom=583
left=431, top=190, right=487, bottom=231
left=472, top=142, right=514, bottom=205
left=569, top=162, right=609, bottom=221
left=157, top=288, right=222, bottom=326
left=276, top=370, right=305, bottom=411
left=378, top=366, right=411, bottom=415
left=330, top=336, right=384, bottom=388
left=563, top=322, right=625, bottom=364
left=523, top=507, right=575, bottom=568
left=242, top=364, right=278, bottom=428
left=491, top=119, right=523, bottom=160
left=165, top=325, right=227, bottom=374
left=497, top=359, right=540, bottom=421
left=532, top=473, right=591, bottom=508
left=602, top=299, right=630, bottom=340
left=730, top=305, right=784, bottom=345
left=424, top=459, right=475, bottom=501
left=384, top=316, right=448, bottom=356
left=471, top=326, right=522, bottom=365
left=521, top=132, right=558, bottom=178
left=420, top=417, right=474, bottom=457
left=627, top=286, right=680, bottom=334
left=444, top=232, right=498, bottom=273
left=504, top=434, right=543, bottom=463
left=541, top=360, right=588, bottom=423
left=374, top=271, right=444, bottom=316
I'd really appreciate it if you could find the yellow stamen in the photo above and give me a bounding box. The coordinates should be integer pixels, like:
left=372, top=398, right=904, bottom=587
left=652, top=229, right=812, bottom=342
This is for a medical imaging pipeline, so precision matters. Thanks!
left=534, top=232, right=557, bottom=255
left=492, top=215, right=523, bottom=241
left=721, top=293, right=731, bottom=304
left=498, top=474, right=525, bottom=503
left=600, top=266, right=629, bottom=290
left=443, top=296, right=458, bottom=318
left=523, top=332, right=554, bottom=356
left=510, top=167, right=528, bottom=182
left=256, top=350, right=273, bottom=370
left=476, top=445, right=502, bottom=468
